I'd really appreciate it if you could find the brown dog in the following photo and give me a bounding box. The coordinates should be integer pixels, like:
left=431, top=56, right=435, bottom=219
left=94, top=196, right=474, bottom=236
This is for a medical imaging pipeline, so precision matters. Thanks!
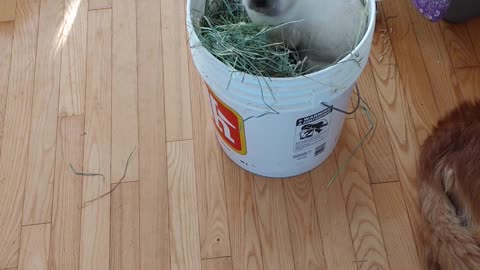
left=418, top=100, right=480, bottom=270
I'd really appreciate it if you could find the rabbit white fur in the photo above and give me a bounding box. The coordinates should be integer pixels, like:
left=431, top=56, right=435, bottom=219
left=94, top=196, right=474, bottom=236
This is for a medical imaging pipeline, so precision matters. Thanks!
left=242, top=0, right=367, bottom=68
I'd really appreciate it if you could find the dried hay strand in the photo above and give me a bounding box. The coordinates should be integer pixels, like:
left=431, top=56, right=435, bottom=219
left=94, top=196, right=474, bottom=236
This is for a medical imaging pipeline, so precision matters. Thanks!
left=191, top=0, right=369, bottom=78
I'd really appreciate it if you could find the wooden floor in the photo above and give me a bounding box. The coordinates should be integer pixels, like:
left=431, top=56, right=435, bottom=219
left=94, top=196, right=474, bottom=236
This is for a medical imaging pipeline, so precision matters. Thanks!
left=0, top=0, right=479, bottom=269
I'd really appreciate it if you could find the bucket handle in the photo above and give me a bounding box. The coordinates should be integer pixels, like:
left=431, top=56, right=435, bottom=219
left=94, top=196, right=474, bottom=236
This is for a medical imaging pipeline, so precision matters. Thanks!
left=322, top=83, right=377, bottom=188
left=321, top=83, right=361, bottom=115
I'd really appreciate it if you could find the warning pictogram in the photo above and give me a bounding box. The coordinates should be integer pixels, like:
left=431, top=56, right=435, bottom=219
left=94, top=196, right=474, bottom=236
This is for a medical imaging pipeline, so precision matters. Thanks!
left=207, top=87, right=247, bottom=155
left=293, top=107, right=332, bottom=155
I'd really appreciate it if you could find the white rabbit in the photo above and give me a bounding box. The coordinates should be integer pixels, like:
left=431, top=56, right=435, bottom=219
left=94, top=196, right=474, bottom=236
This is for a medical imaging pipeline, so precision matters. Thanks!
left=242, top=0, right=367, bottom=69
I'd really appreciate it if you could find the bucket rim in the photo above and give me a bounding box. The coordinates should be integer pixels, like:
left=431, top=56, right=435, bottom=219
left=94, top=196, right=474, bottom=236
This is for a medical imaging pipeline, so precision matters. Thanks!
left=186, top=0, right=376, bottom=81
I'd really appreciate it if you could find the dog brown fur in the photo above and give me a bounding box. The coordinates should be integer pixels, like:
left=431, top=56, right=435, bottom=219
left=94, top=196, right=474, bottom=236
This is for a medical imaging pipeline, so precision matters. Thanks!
left=418, top=100, right=480, bottom=270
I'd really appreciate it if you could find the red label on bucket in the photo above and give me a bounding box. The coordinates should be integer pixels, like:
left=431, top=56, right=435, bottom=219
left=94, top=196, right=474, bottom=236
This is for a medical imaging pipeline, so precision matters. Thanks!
left=207, top=87, right=247, bottom=155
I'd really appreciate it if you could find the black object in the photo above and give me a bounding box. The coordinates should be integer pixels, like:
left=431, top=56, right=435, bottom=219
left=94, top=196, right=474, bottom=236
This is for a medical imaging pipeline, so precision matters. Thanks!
left=444, top=0, right=480, bottom=23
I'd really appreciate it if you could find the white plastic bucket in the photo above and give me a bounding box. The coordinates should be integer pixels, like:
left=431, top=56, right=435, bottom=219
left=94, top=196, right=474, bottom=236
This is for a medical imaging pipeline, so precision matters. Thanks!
left=186, top=0, right=376, bottom=178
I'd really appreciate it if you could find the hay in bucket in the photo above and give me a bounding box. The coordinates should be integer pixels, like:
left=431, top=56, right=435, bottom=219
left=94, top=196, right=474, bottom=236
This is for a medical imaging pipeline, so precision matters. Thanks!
left=191, top=0, right=369, bottom=78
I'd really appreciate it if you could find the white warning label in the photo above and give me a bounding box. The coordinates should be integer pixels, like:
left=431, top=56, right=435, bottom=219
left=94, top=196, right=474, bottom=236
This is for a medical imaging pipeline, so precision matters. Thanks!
left=293, top=107, right=332, bottom=155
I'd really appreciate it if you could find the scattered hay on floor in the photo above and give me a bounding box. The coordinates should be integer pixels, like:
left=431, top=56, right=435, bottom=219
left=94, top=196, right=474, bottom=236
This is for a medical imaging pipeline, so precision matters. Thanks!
left=69, top=147, right=137, bottom=208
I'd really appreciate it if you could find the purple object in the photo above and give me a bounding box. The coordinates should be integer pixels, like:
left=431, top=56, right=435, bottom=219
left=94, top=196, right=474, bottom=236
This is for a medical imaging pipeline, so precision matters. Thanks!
left=412, top=0, right=451, bottom=22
